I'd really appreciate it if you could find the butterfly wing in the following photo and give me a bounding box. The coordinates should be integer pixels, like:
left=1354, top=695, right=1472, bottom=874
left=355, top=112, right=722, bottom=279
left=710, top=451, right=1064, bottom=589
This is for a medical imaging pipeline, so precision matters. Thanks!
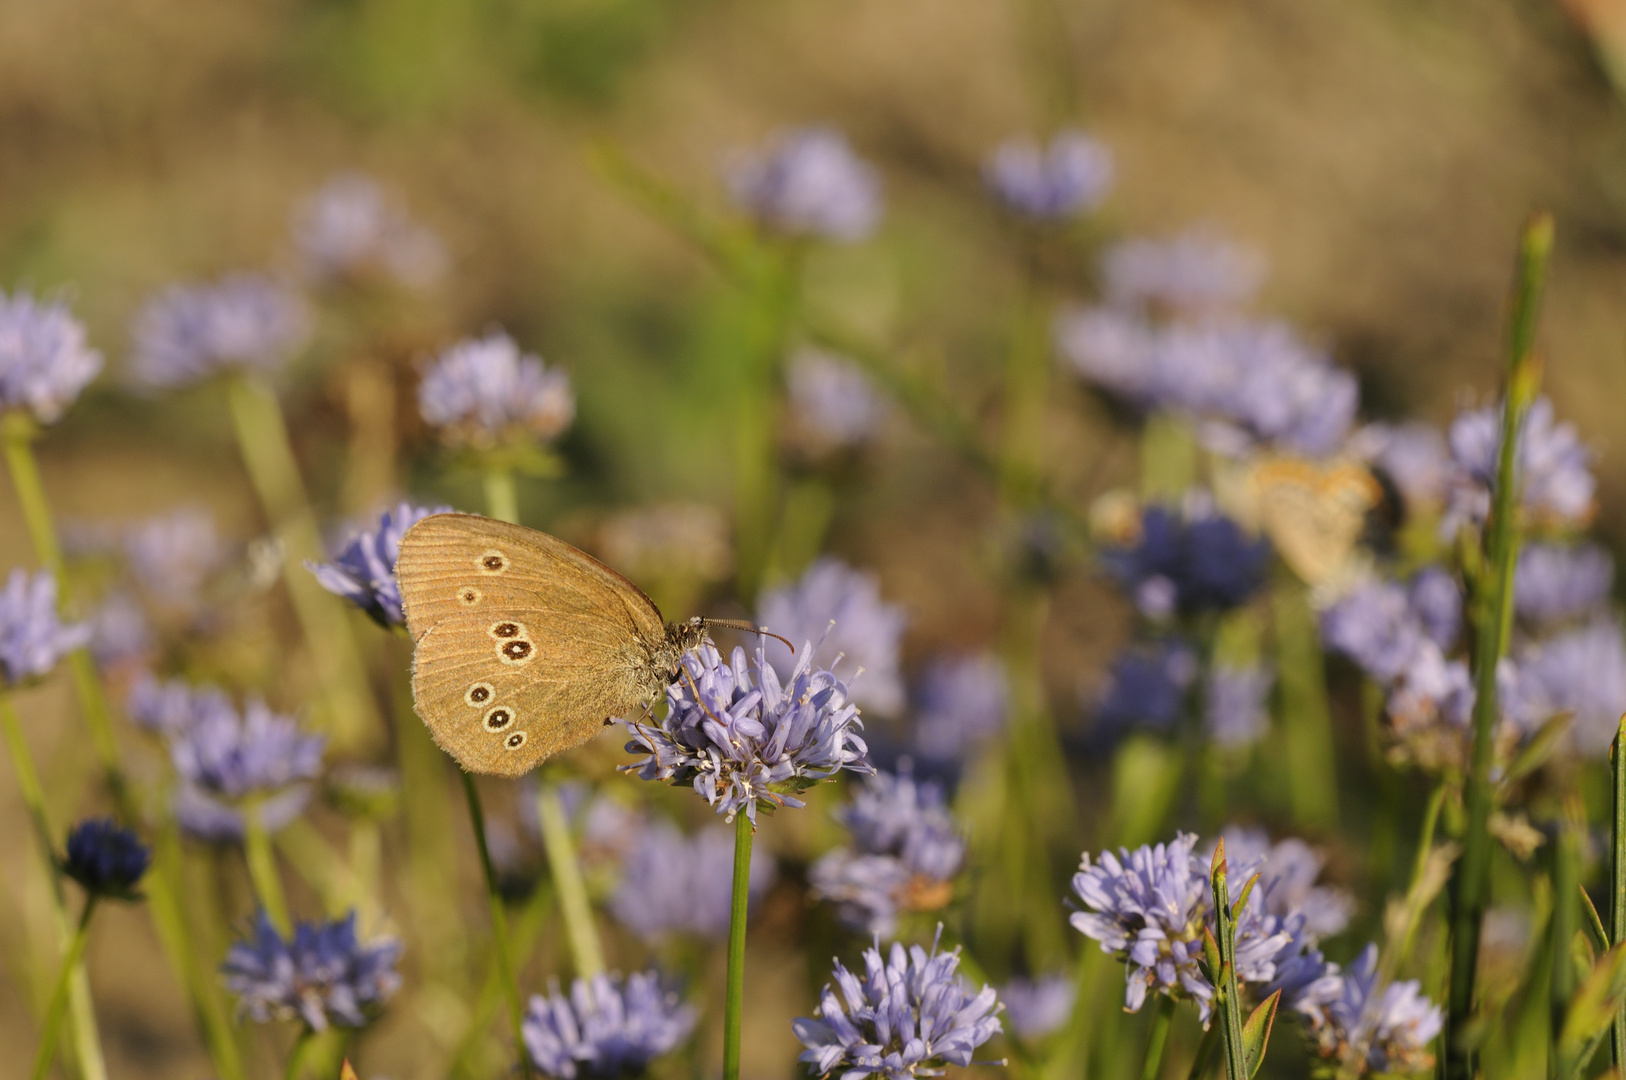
left=396, top=513, right=668, bottom=777
left=1250, top=458, right=1381, bottom=588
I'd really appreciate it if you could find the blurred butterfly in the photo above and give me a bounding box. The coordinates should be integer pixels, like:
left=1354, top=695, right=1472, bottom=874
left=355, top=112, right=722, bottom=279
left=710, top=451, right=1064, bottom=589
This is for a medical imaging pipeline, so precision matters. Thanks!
left=1243, top=456, right=1385, bottom=589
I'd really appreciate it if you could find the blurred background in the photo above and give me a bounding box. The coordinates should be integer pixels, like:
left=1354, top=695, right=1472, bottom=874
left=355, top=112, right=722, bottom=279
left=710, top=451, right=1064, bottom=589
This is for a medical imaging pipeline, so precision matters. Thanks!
left=6, top=0, right=1626, bottom=1076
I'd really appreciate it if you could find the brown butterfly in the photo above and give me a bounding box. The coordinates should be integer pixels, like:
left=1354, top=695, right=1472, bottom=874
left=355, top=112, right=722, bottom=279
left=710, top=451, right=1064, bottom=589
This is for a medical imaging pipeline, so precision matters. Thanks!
left=396, top=513, right=766, bottom=777
left=1243, top=456, right=1383, bottom=588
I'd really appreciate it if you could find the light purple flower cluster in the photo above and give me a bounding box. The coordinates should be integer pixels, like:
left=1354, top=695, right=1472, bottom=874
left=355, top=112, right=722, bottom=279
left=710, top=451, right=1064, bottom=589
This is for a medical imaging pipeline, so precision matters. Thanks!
left=1503, top=618, right=1626, bottom=754
left=1215, top=828, right=1353, bottom=939
left=786, top=347, right=889, bottom=455
left=1100, top=501, right=1271, bottom=619
left=1515, top=542, right=1613, bottom=627
left=758, top=557, right=907, bottom=715
left=131, top=273, right=311, bottom=389
left=727, top=128, right=882, bottom=241
left=1054, top=310, right=1358, bottom=457
left=1091, top=641, right=1197, bottom=738
left=997, top=974, right=1075, bottom=1042
left=121, top=506, right=225, bottom=608
left=1069, top=832, right=1298, bottom=1023
left=292, top=172, right=446, bottom=288
left=810, top=768, right=966, bottom=934
left=621, top=642, right=872, bottom=823
left=912, top=653, right=1008, bottom=762
left=221, top=910, right=401, bottom=1031
left=87, top=591, right=152, bottom=671
left=308, top=502, right=452, bottom=627
left=1100, top=231, right=1265, bottom=315
left=1204, top=664, right=1275, bottom=748
left=1294, top=944, right=1441, bottom=1074
left=792, top=930, right=1002, bottom=1080
left=608, top=820, right=776, bottom=942
left=523, top=971, right=697, bottom=1080
left=418, top=331, right=574, bottom=449
left=1354, top=422, right=1453, bottom=508
left=0, top=569, right=91, bottom=686
left=126, top=674, right=323, bottom=841
left=0, top=290, right=103, bottom=424
left=984, top=131, right=1114, bottom=220
left=1442, top=396, right=1594, bottom=534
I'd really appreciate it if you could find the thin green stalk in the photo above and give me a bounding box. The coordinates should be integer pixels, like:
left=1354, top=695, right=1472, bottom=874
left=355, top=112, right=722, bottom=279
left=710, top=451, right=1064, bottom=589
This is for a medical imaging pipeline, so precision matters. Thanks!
left=723, top=811, right=754, bottom=1080
left=483, top=468, right=519, bottom=527
left=460, top=770, right=532, bottom=1079
left=447, top=882, right=556, bottom=1080
left=733, top=247, right=800, bottom=603
left=1140, top=994, right=1175, bottom=1080
left=224, top=374, right=380, bottom=751
left=534, top=784, right=605, bottom=978
left=2, top=693, right=107, bottom=1080
left=282, top=1027, right=313, bottom=1080
left=1445, top=212, right=1554, bottom=1080
left=1269, top=575, right=1338, bottom=830
left=1612, top=715, right=1626, bottom=1070
left=30, top=896, right=97, bottom=1080
left=1550, top=798, right=1583, bottom=1073
left=1211, top=849, right=1247, bottom=1080
left=243, top=799, right=293, bottom=934
left=3, top=414, right=238, bottom=1080
left=1399, top=783, right=1448, bottom=967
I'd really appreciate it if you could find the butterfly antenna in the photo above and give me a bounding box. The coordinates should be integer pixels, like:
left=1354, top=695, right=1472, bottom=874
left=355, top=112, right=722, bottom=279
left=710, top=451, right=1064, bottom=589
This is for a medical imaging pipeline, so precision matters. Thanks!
left=702, top=617, right=797, bottom=658
left=680, top=665, right=727, bottom=727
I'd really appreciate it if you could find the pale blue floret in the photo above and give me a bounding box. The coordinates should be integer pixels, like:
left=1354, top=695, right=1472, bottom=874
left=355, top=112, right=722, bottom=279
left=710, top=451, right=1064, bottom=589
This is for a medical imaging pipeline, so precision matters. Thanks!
left=0, top=290, right=103, bottom=423
left=523, top=971, right=697, bottom=1080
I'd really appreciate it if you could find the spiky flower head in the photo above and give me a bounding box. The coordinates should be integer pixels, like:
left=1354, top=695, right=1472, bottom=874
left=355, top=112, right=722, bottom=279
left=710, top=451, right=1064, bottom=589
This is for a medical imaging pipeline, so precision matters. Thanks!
left=1515, top=542, right=1613, bottom=628
left=1100, top=230, right=1266, bottom=315
left=221, top=910, right=401, bottom=1031
left=121, top=506, right=224, bottom=609
left=169, top=692, right=324, bottom=800
left=1213, top=827, right=1353, bottom=938
left=1100, top=501, right=1271, bottom=618
left=608, top=820, right=776, bottom=942
left=786, top=347, right=889, bottom=456
left=998, top=974, right=1076, bottom=1042
left=912, top=653, right=1009, bottom=762
left=292, top=172, right=446, bottom=288
left=1294, top=944, right=1441, bottom=1075
left=308, top=502, right=453, bottom=627
left=130, top=273, right=310, bottom=389
left=1443, top=396, right=1594, bottom=534
left=523, top=971, right=698, bottom=1080
left=0, top=290, right=103, bottom=424
left=1091, top=642, right=1197, bottom=739
left=985, top=131, right=1114, bottom=220
left=0, top=568, right=91, bottom=687
left=418, top=331, right=574, bottom=449
left=810, top=768, right=965, bottom=934
left=727, top=128, right=882, bottom=241
left=62, top=818, right=151, bottom=900
left=758, top=557, right=907, bottom=715
left=1204, top=663, right=1274, bottom=749
left=1069, top=832, right=1294, bottom=1023
left=792, top=928, right=1003, bottom=1080
left=1505, top=617, right=1626, bottom=754
left=622, top=642, right=873, bottom=823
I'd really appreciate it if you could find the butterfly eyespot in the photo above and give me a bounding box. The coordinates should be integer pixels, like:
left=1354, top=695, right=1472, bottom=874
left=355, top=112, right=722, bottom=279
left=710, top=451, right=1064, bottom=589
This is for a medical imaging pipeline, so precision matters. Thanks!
left=483, top=706, right=514, bottom=731
left=505, top=731, right=527, bottom=750
left=458, top=586, right=483, bottom=607
left=478, top=550, right=508, bottom=575
left=465, top=683, right=494, bottom=707
left=489, top=621, right=522, bottom=639
left=499, top=639, right=534, bottom=663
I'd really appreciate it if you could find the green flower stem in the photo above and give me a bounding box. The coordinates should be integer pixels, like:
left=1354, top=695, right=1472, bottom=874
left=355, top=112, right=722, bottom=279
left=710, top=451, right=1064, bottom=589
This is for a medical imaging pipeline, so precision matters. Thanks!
left=447, top=882, right=556, bottom=1080
left=460, top=770, right=532, bottom=1079
left=1140, top=994, right=1175, bottom=1080
left=2, top=414, right=240, bottom=1080
left=483, top=468, right=519, bottom=527
left=282, top=1027, right=313, bottom=1080
left=2, top=692, right=107, bottom=1080
left=224, top=374, right=380, bottom=751
left=1269, top=574, right=1339, bottom=830
left=1550, top=797, right=1583, bottom=1053
left=534, top=783, right=605, bottom=978
left=1185, top=1023, right=1219, bottom=1080
left=723, top=810, right=754, bottom=1080
left=1398, top=782, right=1448, bottom=967
left=733, top=247, right=800, bottom=603
left=1612, top=715, right=1626, bottom=1070
left=29, top=895, right=97, bottom=1080
left=243, top=798, right=293, bottom=935
left=1445, top=213, right=1553, bottom=1080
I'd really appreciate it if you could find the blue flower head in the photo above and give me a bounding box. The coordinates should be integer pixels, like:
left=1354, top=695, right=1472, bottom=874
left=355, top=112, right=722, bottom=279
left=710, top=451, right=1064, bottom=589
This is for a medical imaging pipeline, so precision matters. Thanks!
left=1320, top=580, right=1429, bottom=684
left=131, top=273, right=311, bottom=389
left=121, top=506, right=224, bottom=609
left=1101, top=230, right=1265, bottom=315
left=1515, top=542, right=1613, bottom=628
left=985, top=131, right=1114, bottom=220
left=1204, top=663, right=1274, bottom=749
left=221, top=910, right=402, bottom=1031
left=912, top=653, right=1008, bottom=762
left=1294, top=944, right=1441, bottom=1074
left=523, top=970, right=698, bottom=1080
left=998, top=974, right=1075, bottom=1042
left=1444, top=396, right=1595, bottom=534
left=622, top=642, right=873, bottom=824
left=0, top=290, right=103, bottom=424
left=292, top=172, right=446, bottom=289
left=1505, top=618, right=1626, bottom=754
left=727, top=128, right=882, bottom=241
left=793, top=928, right=1003, bottom=1080
left=0, top=569, right=91, bottom=687
left=62, top=818, right=151, bottom=900
left=786, top=347, right=889, bottom=456
left=810, top=768, right=966, bottom=934
left=170, top=692, right=324, bottom=800
left=1407, top=567, right=1462, bottom=652
left=758, top=557, right=907, bottom=715
left=1101, top=502, right=1271, bottom=618
left=308, top=502, right=453, bottom=626
left=418, top=331, right=574, bottom=450
left=1092, top=642, right=1197, bottom=738
left=608, top=820, right=776, bottom=942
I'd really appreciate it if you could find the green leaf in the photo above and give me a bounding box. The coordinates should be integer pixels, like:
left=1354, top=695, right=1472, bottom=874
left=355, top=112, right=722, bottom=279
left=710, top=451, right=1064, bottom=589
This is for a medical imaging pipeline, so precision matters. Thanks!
left=1202, top=926, right=1222, bottom=983
left=1579, top=884, right=1609, bottom=954
left=1558, top=941, right=1626, bottom=1066
left=1231, top=872, right=1263, bottom=919
left=1497, top=710, right=1574, bottom=795
left=1241, top=990, right=1281, bottom=1079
